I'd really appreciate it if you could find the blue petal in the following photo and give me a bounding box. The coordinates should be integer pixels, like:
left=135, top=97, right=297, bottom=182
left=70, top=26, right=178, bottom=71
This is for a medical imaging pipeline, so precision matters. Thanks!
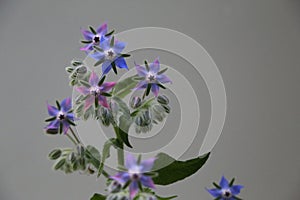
left=151, top=84, right=159, bottom=97
left=206, top=188, right=222, bottom=198
left=100, top=36, right=110, bottom=50
left=102, top=60, right=112, bottom=75
left=129, top=181, right=139, bottom=199
left=47, top=119, right=60, bottom=129
left=230, top=185, right=244, bottom=195
left=96, top=22, right=107, bottom=35
left=149, top=58, right=160, bottom=73
left=125, top=154, right=137, bottom=169
left=113, top=41, right=126, bottom=54
left=220, top=176, right=229, bottom=188
left=115, top=57, right=128, bottom=69
left=90, top=51, right=105, bottom=61
left=140, top=175, right=155, bottom=189
left=47, top=103, right=59, bottom=116
left=61, top=97, right=72, bottom=112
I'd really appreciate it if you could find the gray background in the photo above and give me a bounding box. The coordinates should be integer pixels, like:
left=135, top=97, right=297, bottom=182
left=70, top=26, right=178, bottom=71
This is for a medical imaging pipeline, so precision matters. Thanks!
left=0, top=0, right=299, bottom=199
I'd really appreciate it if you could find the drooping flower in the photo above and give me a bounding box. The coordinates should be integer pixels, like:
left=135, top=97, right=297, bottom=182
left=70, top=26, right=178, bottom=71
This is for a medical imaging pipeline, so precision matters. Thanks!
left=111, top=154, right=156, bottom=200
left=80, top=23, right=108, bottom=52
left=206, top=176, right=244, bottom=200
left=75, top=71, right=116, bottom=110
left=134, top=58, right=171, bottom=97
left=90, top=36, right=128, bottom=75
left=45, top=97, right=75, bottom=134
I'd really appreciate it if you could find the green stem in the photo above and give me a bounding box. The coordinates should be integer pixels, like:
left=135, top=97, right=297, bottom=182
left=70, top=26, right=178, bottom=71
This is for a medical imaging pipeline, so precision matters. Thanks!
left=69, top=127, right=81, bottom=144
left=66, top=133, right=77, bottom=145
left=113, top=125, right=124, bottom=168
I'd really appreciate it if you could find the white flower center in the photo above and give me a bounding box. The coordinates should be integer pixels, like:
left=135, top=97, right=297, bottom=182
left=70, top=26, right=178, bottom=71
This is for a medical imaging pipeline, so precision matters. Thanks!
left=93, top=35, right=100, bottom=44
left=57, top=111, right=65, bottom=120
left=147, top=72, right=156, bottom=82
left=90, top=86, right=101, bottom=96
left=128, top=166, right=142, bottom=180
left=222, top=189, right=232, bottom=199
left=105, top=49, right=115, bottom=60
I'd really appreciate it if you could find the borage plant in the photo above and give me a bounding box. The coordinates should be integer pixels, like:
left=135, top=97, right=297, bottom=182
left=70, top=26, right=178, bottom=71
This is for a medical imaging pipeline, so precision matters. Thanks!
left=44, top=22, right=210, bottom=200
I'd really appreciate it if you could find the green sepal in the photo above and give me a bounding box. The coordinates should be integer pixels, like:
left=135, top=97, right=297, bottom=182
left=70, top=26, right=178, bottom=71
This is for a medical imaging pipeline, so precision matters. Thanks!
left=81, top=40, right=92, bottom=44
left=157, top=68, right=168, bottom=75
left=105, top=29, right=115, bottom=37
left=90, top=193, right=106, bottom=200
left=89, top=26, right=97, bottom=35
left=45, top=116, right=56, bottom=122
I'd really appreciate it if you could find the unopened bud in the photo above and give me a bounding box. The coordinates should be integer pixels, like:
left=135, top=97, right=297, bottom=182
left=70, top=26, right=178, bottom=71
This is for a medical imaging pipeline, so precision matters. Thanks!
left=130, top=96, right=142, bottom=108
left=157, top=95, right=169, bottom=105
left=54, top=158, right=66, bottom=170
left=76, top=66, right=87, bottom=74
left=71, top=60, right=82, bottom=66
left=45, top=128, right=58, bottom=135
left=48, top=149, right=62, bottom=160
left=68, top=152, right=77, bottom=163
left=108, top=180, right=122, bottom=193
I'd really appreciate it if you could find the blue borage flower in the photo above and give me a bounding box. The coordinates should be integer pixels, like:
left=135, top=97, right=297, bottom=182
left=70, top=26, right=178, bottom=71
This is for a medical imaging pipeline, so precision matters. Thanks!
left=76, top=71, right=116, bottom=110
left=206, top=176, right=244, bottom=200
left=111, top=154, right=156, bottom=200
left=90, top=36, right=128, bottom=75
left=134, top=58, right=171, bottom=97
left=45, top=97, right=75, bottom=134
left=80, top=22, right=108, bottom=52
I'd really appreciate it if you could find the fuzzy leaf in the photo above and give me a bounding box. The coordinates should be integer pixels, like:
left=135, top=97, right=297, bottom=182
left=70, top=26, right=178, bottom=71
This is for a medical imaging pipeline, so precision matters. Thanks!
left=152, top=152, right=210, bottom=185
left=112, top=75, right=139, bottom=99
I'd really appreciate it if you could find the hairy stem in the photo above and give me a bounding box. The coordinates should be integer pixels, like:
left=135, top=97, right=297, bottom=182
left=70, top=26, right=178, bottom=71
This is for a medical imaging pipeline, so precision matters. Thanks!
left=66, top=133, right=77, bottom=145
left=69, top=127, right=81, bottom=144
left=113, top=125, right=124, bottom=168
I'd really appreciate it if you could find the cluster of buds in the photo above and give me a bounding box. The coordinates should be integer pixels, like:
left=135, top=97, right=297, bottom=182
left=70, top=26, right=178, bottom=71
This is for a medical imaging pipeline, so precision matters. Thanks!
left=48, top=145, right=98, bottom=175
left=65, top=60, right=89, bottom=86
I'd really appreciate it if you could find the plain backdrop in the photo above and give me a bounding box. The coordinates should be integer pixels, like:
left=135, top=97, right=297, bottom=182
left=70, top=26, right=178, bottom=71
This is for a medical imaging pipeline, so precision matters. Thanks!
left=0, top=0, right=299, bottom=199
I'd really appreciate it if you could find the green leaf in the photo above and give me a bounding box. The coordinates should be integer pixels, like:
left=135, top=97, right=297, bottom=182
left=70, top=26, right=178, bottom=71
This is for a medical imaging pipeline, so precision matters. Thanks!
left=156, top=195, right=178, bottom=200
left=152, top=152, right=210, bottom=185
left=112, top=75, right=139, bottom=98
left=97, top=138, right=118, bottom=177
left=114, top=117, right=132, bottom=148
left=85, top=145, right=101, bottom=168
left=90, top=193, right=106, bottom=200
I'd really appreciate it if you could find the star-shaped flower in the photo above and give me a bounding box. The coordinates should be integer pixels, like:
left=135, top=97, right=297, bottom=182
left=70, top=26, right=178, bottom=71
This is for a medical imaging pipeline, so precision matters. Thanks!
left=80, top=23, right=109, bottom=52
left=75, top=71, right=116, bottom=110
left=45, top=97, right=75, bottom=134
left=134, top=58, right=171, bottom=97
left=111, top=154, right=156, bottom=200
left=206, top=176, right=244, bottom=200
left=90, top=36, right=128, bottom=75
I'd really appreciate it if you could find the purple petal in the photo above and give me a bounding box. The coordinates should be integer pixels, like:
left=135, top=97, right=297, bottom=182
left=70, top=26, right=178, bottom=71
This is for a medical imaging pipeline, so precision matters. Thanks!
left=129, top=181, right=139, bottom=199
left=89, top=71, right=99, bottom=86
left=231, top=185, right=244, bottom=195
left=125, top=154, right=137, bottom=170
left=81, top=29, right=93, bottom=40
left=76, top=86, right=90, bottom=95
left=47, top=103, right=59, bottom=116
left=99, top=36, right=110, bottom=50
left=90, top=51, right=105, bottom=61
left=84, top=96, right=94, bottom=111
left=206, top=188, right=222, bottom=198
left=110, top=172, right=130, bottom=185
left=140, top=176, right=156, bottom=189
left=101, top=82, right=116, bottom=92
left=98, top=95, right=109, bottom=108
left=135, top=80, right=148, bottom=90
left=102, top=60, right=112, bottom=75
left=96, top=22, right=107, bottom=35
left=156, top=74, right=172, bottom=84
left=80, top=43, right=93, bottom=52
left=46, top=119, right=59, bottom=129
left=151, top=84, right=159, bottom=97
left=61, top=97, right=72, bottom=112
left=113, top=41, right=126, bottom=54
left=135, top=64, right=147, bottom=77
left=115, top=57, right=128, bottom=69
left=141, top=157, right=156, bottom=172
left=149, top=58, right=160, bottom=73
left=67, top=113, right=75, bottom=121
left=62, top=121, right=70, bottom=134
left=220, top=176, right=229, bottom=188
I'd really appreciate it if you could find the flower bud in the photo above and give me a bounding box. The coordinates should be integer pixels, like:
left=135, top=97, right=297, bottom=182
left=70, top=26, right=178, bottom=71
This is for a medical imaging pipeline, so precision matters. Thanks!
left=76, top=66, right=87, bottom=74
left=48, top=149, right=62, bottom=160
left=130, top=96, right=142, bottom=108
left=54, top=158, right=66, bottom=170
left=71, top=60, right=82, bottom=66
left=100, top=107, right=112, bottom=126
left=45, top=128, right=58, bottom=135
left=68, top=152, right=77, bottom=164
left=157, top=95, right=169, bottom=105
left=108, top=180, right=122, bottom=193
left=77, top=145, right=85, bottom=157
